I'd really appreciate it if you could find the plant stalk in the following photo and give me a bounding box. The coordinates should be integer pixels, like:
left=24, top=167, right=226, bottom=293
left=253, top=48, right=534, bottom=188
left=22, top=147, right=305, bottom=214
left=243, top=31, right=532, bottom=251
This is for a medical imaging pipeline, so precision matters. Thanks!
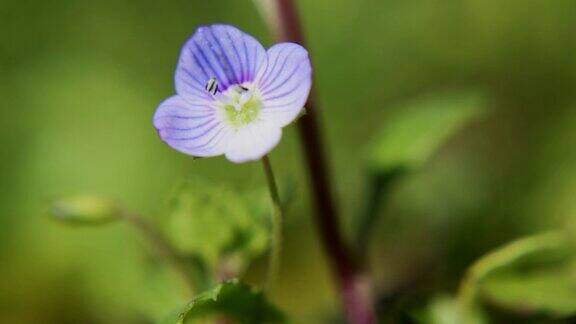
left=121, top=212, right=196, bottom=297
left=254, top=0, right=376, bottom=322
left=262, top=155, right=283, bottom=290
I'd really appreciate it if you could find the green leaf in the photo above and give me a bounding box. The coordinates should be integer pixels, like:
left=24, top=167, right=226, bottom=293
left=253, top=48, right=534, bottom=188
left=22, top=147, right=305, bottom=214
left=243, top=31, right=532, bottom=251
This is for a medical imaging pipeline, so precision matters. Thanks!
left=356, top=91, right=487, bottom=253
left=463, top=232, right=565, bottom=286
left=482, top=265, right=576, bottom=317
left=367, top=91, right=487, bottom=173
left=457, top=231, right=574, bottom=320
left=49, top=194, right=121, bottom=225
left=416, top=295, right=487, bottom=324
left=165, top=180, right=269, bottom=272
left=163, top=280, right=285, bottom=324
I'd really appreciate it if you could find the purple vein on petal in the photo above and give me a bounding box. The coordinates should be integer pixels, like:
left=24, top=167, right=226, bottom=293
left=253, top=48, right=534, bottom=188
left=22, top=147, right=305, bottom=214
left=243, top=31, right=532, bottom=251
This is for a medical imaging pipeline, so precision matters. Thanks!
left=261, top=61, right=307, bottom=96
left=179, top=78, right=204, bottom=94
left=259, top=46, right=299, bottom=90
left=160, top=117, right=215, bottom=132
left=207, top=27, right=239, bottom=85
left=190, top=40, right=223, bottom=86
left=263, top=95, right=305, bottom=109
left=251, top=42, right=259, bottom=82
left=186, top=47, right=210, bottom=80
left=224, top=28, right=245, bottom=83
left=241, top=35, right=250, bottom=82
left=243, top=34, right=255, bottom=82
left=262, top=74, right=309, bottom=101
left=156, top=103, right=214, bottom=114
left=179, top=124, right=226, bottom=151
left=192, top=37, right=230, bottom=88
left=184, top=125, right=228, bottom=150
left=179, top=67, right=208, bottom=91
left=161, top=120, right=220, bottom=141
left=258, top=52, right=281, bottom=89
left=223, top=28, right=244, bottom=79
left=154, top=113, right=214, bottom=122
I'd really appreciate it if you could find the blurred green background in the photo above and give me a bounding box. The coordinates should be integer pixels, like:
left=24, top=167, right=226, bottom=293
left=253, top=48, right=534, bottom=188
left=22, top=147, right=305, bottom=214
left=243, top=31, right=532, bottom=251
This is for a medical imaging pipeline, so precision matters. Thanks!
left=1, top=0, right=576, bottom=323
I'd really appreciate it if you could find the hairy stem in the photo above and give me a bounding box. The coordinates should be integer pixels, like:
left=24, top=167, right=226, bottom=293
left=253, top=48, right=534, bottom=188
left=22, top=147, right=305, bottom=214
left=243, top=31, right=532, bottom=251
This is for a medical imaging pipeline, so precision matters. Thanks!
left=254, top=0, right=376, bottom=322
left=262, top=155, right=283, bottom=290
left=121, top=212, right=196, bottom=297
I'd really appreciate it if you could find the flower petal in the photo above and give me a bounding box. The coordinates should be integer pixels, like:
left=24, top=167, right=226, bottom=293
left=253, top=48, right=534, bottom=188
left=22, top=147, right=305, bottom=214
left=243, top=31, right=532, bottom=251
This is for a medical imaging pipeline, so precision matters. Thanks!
left=224, top=122, right=282, bottom=163
left=175, top=24, right=267, bottom=102
left=256, top=43, right=312, bottom=127
left=153, top=96, right=232, bottom=157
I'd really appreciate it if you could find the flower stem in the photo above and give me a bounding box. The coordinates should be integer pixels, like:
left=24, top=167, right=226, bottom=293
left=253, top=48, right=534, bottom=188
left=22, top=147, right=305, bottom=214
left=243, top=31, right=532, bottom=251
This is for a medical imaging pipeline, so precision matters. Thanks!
left=262, top=155, right=283, bottom=290
left=121, top=212, right=196, bottom=298
left=254, top=0, right=376, bottom=322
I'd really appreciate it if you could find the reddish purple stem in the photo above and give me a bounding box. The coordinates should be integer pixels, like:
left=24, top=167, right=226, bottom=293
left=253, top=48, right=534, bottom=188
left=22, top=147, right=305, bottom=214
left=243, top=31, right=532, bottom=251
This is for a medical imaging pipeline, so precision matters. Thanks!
left=270, top=0, right=376, bottom=323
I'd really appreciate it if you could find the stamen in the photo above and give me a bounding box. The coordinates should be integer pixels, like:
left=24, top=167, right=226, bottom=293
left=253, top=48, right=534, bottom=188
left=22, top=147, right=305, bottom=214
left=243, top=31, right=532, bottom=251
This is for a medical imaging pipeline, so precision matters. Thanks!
left=205, top=77, right=219, bottom=95
left=216, top=83, right=262, bottom=127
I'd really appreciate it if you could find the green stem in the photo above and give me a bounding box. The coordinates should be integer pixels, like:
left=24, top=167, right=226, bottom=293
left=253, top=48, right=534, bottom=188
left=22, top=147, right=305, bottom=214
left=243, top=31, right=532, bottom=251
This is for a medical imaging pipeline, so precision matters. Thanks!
left=262, top=155, right=283, bottom=290
left=121, top=212, right=196, bottom=298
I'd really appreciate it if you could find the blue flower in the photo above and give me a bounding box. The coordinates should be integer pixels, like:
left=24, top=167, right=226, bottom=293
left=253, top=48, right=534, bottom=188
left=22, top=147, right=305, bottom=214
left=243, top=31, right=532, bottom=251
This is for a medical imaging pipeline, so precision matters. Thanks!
left=153, top=24, right=312, bottom=163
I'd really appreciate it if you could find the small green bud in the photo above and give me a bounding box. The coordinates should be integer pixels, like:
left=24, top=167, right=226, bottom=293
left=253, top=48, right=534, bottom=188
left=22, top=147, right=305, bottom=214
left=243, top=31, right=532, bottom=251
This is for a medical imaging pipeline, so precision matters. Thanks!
left=49, top=195, right=121, bottom=225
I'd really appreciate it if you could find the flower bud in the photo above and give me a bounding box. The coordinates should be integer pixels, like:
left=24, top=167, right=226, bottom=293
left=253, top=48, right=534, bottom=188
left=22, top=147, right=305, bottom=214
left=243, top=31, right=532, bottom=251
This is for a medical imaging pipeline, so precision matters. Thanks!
left=49, top=195, right=121, bottom=225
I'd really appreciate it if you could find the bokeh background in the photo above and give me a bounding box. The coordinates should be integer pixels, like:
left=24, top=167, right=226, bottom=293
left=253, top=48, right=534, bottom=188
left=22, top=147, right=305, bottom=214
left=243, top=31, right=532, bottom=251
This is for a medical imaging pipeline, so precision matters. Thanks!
left=2, top=0, right=576, bottom=323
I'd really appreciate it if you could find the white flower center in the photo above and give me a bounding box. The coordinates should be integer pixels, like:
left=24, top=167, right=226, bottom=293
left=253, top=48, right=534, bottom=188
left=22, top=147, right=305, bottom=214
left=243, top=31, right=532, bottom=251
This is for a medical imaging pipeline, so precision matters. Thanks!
left=215, top=84, right=262, bottom=128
